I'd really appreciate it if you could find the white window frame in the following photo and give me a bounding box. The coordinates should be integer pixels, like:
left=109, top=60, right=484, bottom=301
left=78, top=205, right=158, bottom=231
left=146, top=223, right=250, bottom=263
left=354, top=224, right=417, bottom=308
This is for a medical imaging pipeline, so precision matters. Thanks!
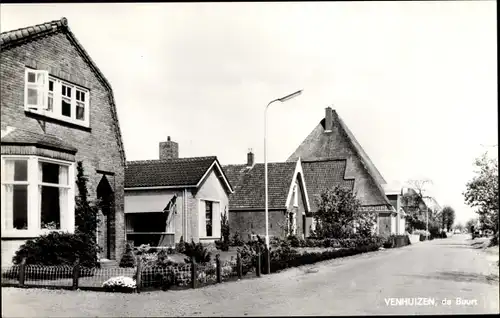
left=24, top=68, right=90, bottom=128
left=1, top=155, right=75, bottom=238
left=198, top=198, right=222, bottom=239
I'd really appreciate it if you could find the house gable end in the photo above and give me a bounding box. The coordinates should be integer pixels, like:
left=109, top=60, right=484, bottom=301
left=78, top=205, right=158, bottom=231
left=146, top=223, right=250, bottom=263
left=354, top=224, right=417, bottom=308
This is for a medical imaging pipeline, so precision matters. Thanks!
left=0, top=17, right=126, bottom=165
left=287, top=110, right=391, bottom=207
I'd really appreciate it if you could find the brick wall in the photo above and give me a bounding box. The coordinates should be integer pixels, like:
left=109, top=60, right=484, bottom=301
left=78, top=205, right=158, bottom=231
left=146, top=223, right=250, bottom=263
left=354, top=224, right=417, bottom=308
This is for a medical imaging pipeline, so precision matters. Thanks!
left=378, top=213, right=392, bottom=237
left=229, top=209, right=286, bottom=241
left=1, top=31, right=125, bottom=262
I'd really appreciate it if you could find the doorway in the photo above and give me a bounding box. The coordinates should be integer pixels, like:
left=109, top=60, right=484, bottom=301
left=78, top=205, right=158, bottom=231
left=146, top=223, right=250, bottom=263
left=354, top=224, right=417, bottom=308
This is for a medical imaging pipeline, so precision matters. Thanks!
left=97, top=175, right=114, bottom=260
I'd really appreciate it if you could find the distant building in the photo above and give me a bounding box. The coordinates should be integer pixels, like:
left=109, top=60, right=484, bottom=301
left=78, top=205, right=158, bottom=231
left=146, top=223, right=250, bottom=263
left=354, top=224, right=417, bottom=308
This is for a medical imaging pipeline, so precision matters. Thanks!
left=223, top=152, right=311, bottom=240
left=287, top=107, right=398, bottom=236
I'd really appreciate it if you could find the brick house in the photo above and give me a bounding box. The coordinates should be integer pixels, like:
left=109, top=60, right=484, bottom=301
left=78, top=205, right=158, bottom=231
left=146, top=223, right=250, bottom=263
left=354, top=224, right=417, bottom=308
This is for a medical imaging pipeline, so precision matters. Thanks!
left=0, top=18, right=126, bottom=265
left=288, top=107, right=398, bottom=236
left=223, top=151, right=311, bottom=240
left=124, top=137, right=234, bottom=246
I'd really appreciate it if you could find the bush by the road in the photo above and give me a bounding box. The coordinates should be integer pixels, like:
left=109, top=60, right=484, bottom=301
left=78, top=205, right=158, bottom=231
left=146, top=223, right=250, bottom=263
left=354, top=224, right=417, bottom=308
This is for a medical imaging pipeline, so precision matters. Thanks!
left=266, top=239, right=381, bottom=273
left=281, top=235, right=385, bottom=249
left=12, top=231, right=100, bottom=269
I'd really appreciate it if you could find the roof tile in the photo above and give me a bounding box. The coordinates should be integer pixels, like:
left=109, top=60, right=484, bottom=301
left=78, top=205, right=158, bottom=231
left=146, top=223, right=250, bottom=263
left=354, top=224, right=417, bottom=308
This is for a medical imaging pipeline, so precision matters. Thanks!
left=125, top=156, right=218, bottom=188
left=223, top=162, right=296, bottom=210
left=302, top=159, right=355, bottom=211
left=1, top=128, right=78, bottom=153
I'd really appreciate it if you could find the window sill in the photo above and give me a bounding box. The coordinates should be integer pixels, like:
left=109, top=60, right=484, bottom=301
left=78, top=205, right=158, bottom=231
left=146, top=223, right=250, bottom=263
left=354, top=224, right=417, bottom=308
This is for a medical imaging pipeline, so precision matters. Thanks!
left=1, top=229, right=71, bottom=239
left=25, top=110, right=91, bottom=131
left=199, top=236, right=221, bottom=240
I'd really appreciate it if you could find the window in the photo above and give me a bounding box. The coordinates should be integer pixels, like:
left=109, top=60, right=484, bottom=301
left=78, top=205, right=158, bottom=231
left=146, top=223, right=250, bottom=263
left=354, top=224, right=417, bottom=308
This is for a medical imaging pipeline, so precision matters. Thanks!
left=199, top=200, right=221, bottom=238
left=2, top=159, right=29, bottom=230
left=293, top=184, right=298, bottom=207
left=1, top=156, right=74, bottom=236
left=205, top=201, right=213, bottom=237
left=39, top=161, right=69, bottom=230
left=24, top=69, right=90, bottom=127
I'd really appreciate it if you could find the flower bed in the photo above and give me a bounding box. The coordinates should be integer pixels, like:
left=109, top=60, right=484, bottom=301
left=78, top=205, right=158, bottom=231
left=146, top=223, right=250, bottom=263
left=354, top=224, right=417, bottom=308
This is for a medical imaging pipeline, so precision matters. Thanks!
left=102, top=276, right=136, bottom=293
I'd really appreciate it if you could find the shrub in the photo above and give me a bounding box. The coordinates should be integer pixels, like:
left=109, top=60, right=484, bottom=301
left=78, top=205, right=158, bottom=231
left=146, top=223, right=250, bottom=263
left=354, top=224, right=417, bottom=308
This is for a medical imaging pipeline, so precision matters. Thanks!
left=12, top=231, right=100, bottom=268
left=286, top=235, right=307, bottom=248
left=119, top=243, right=136, bottom=268
left=221, top=209, right=230, bottom=244
left=134, top=244, right=152, bottom=255
left=102, top=276, right=136, bottom=293
left=183, top=240, right=211, bottom=264
left=175, top=236, right=186, bottom=254
left=215, top=239, right=229, bottom=252
left=383, top=236, right=395, bottom=249
left=236, top=242, right=264, bottom=275
left=230, top=232, right=245, bottom=247
left=74, top=162, right=101, bottom=267
left=140, top=252, right=159, bottom=268
left=287, top=235, right=300, bottom=247
left=268, top=242, right=381, bottom=273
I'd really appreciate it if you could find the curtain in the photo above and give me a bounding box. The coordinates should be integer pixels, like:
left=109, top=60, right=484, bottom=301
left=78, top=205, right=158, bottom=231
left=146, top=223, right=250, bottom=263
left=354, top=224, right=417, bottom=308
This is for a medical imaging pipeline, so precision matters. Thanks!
left=58, top=165, right=68, bottom=230
left=199, top=200, right=206, bottom=237
left=4, top=160, right=15, bottom=181
left=59, top=165, right=68, bottom=185
left=58, top=188, right=67, bottom=230
left=212, top=202, right=221, bottom=238
left=3, top=161, right=15, bottom=230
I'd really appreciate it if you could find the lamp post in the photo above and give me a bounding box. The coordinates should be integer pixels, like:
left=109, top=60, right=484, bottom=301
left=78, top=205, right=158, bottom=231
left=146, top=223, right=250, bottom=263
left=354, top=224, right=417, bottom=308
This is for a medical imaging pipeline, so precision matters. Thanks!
left=264, top=89, right=303, bottom=252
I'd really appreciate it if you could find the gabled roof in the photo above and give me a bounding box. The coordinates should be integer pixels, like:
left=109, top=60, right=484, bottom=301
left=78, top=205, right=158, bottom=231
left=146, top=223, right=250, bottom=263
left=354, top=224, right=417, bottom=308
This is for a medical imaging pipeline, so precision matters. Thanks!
left=0, top=127, right=77, bottom=154
left=301, top=159, right=355, bottom=212
left=223, top=161, right=297, bottom=210
left=1, top=17, right=126, bottom=165
left=287, top=108, right=392, bottom=207
left=125, top=156, right=233, bottom=194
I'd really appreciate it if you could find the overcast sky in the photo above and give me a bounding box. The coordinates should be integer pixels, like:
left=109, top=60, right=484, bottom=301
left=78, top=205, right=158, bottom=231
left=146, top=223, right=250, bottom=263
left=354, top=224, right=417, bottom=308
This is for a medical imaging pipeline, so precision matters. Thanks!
left=1, top=2, right=497, bottom=225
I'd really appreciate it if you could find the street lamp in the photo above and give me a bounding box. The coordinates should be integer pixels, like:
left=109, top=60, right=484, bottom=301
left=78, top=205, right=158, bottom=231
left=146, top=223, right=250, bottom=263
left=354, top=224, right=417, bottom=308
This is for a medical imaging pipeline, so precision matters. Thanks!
left=264, top=89, right=303, bottom=251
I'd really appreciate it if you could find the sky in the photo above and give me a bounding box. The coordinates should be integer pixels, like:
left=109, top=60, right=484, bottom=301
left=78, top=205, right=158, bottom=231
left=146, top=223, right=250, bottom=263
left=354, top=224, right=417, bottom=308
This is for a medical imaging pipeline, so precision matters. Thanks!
left=1, top=2, right=497, bottom=225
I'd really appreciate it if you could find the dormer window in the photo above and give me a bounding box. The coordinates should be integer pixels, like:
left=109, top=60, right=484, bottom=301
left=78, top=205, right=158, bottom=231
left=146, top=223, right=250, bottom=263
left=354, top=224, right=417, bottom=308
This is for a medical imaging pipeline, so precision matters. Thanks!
left=24, top=69, right=90, bottom=128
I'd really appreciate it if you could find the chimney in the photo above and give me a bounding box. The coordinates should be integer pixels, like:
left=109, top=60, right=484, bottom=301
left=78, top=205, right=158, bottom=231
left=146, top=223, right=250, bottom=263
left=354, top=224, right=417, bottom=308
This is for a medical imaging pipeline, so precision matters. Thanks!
left=247, top=149, right=254, bottom=167
left=325, top=107, right=333, bottom=133
left=159, top=136, right=179, bottom=160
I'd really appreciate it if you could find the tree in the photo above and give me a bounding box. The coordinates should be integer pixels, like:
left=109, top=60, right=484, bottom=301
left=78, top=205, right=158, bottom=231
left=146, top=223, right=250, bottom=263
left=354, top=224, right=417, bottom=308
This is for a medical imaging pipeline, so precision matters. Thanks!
left=440, top=206, right=456, bottom=232
left=455, top=223, right=464, bottom=232
left=314, top=185, right=365, bottom=238
left=463, top=151, right=499, bottom=235
left=74, top=161, right=101, bottom=265
left=401, top=179, right=436, bottom=232
left=465, top=218, right=478, bottom=233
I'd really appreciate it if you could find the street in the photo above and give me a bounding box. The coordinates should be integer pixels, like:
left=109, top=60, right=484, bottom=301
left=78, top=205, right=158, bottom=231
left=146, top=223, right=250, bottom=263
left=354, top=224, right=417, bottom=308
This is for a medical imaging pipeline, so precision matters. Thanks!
left=2, top=234, right=499, bottom=316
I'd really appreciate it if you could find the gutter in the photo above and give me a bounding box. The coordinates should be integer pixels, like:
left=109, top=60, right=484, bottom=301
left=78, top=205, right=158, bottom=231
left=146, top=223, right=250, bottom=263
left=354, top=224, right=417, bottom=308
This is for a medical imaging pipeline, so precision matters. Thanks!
left=125, top=185, right=197, bottom=191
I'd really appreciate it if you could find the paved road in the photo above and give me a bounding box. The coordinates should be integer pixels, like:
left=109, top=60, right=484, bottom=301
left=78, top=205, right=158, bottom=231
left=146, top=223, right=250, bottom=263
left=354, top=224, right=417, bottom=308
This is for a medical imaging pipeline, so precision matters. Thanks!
left=2, top=234, right=499, bottom=316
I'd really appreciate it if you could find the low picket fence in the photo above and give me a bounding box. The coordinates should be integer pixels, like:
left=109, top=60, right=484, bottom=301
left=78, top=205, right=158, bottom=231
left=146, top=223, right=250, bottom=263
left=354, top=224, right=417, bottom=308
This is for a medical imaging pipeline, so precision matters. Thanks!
left=1, top=253, right=259, bottom=292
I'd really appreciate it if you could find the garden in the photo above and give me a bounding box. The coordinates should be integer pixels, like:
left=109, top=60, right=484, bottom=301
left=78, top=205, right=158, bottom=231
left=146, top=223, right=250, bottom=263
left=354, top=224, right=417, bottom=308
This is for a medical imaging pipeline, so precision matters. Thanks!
left=1, top=169, right=411, bottom=293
